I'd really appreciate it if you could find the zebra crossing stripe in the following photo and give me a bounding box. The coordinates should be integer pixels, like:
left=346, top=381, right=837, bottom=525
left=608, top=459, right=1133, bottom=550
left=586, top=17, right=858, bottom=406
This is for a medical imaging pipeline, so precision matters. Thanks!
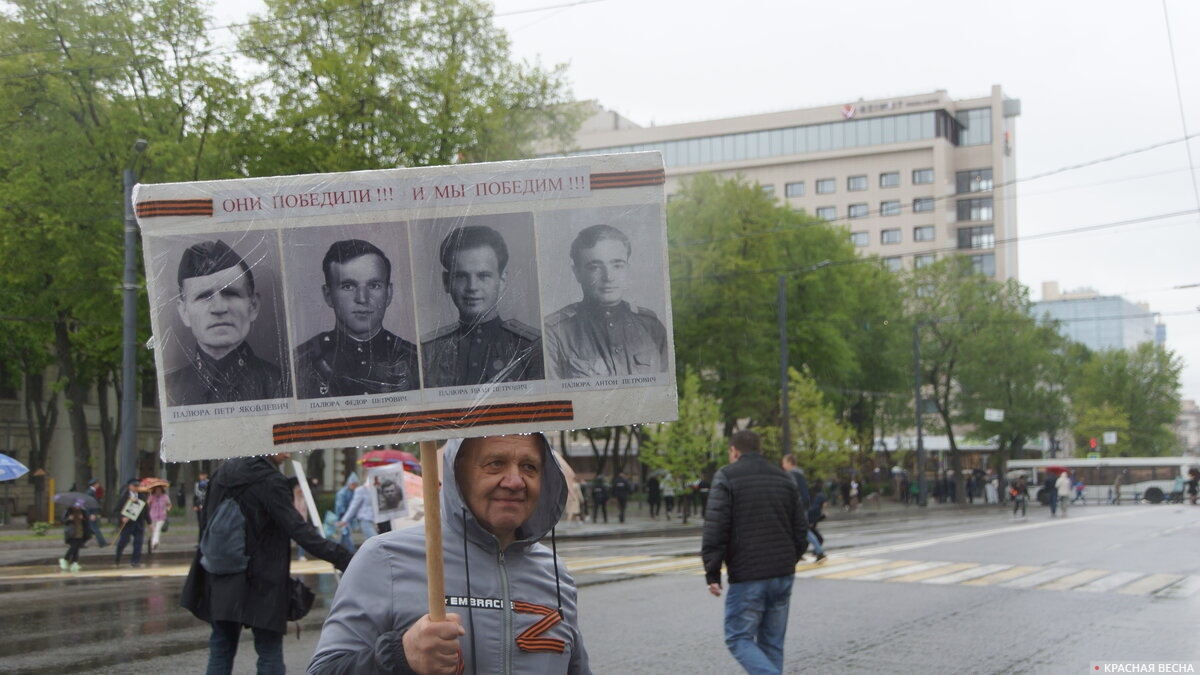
left=962, top=565, right=1042, bottom=586
left=795, top=558, right=888, bottom=578
left=565, top=556, right=656, bottom=572
left=855, top=561, right=941, bottom=581
left=606, top=559, right=701, bottom=575
left=816, top=560, right=918, bottom=580
left=1154, top=575, right=1200, bottom=598
left=1038, top=569, right=1109, bottom=591
left=886, top=562, right=975, bottom=583
left=1000, top=566, right=1078, bottom=589
left=1076, top=571, right=1145, bottom=593
left=922, top=564, right=1012, bottom=585
left=1117, top=573, right=1185, bottom=596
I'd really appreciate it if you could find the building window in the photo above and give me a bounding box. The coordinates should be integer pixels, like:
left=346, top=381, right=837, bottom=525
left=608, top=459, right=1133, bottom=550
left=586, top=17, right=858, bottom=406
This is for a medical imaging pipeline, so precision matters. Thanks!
left=957, top=225, right=995, bottom=250
left=955, top=168, right=994, bottom=194
left=848, top=175, right=868, bottom=191
left=879, top=171, right=900, bottom=188
left=914, top=253, right=935, bottom=269
left=913, top=168, right=934, bottom=184
left=881, top=228, right=901, bottom=244
left=850, top=231, right=870, bottom=247
left=957, top=108, right=992, bottom=146
left=956, top=197, right=993, bottom=222
left=913, top=197, right=935, bottom=213
left=785, top=181, right=806, bottom=198
left=816, top=206, right=836, bottom=220
left=970, top=253, right=996, bottom=277
left=913, top=225, right=936, bottom=242
left=848, top=203, right=869, bottom=219
left=883, top=256, right=903, bottom=272
left=816, top=178, right=836, bottom=194
left=881, top=200, right=901, bottom=216
left=761, top=184, right=775, bottom=199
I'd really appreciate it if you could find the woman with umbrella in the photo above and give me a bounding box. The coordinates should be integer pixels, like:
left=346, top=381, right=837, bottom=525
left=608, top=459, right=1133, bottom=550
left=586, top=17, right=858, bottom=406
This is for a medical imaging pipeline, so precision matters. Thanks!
left=61, top=498, right=91, bottom=573
left=145, top=481, right=172, bottom=553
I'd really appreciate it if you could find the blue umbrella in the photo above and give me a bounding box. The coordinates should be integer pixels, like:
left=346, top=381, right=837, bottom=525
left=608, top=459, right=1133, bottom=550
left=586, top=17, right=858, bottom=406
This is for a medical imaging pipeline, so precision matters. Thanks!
left=0, top=454, right=29, bottom=482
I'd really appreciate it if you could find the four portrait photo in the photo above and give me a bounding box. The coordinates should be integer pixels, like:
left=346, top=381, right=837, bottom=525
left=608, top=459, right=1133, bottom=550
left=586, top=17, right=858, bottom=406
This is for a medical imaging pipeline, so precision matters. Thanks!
left=156, top=205, right=669, bottom=412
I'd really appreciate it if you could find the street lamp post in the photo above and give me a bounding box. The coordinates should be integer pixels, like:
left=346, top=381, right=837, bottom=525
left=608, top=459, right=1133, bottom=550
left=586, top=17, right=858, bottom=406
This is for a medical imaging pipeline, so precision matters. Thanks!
left=120, top=139, right=148, bottom=485
left=913, top=322, right=928, bottom=507
left=777, top=260, right=831, bottom=456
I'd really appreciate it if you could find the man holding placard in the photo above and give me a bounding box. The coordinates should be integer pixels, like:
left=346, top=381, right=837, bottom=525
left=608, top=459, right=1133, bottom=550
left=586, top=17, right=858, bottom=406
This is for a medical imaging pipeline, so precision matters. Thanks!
left=114, top=479, right=149, bottom=567
left=309, top=433, right=590, bottom=674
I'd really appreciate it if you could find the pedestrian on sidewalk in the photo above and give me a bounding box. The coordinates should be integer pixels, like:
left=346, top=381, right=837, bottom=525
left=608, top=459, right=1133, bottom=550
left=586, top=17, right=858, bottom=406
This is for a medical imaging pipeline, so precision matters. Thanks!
left=646, top=474, right=661, bottom=519
left=612, top=472, right=632, bottom=523
left=114, top=479, right=149, bottom=567
left=1011, top=476, right=1029, bottom=518
left=337, top=478, right=378, bottom=546
left=662, top=477, right=676, bottom=520
left=61, top=500, right=91, bottom=573
left=1045, top=472, right=1059, bottom=517
left=193, top=472, right=209, bottom=535
left=85, top=478, right=107, bottom=548
left=702, top=429, right=808, bottom=675
left=1055, top=470, right=1072, bottom=518
left=590, top=475, right=608, bottom=524
left=806, top=490, right=828, bottom=563
left=147, top=485, right=171, bottom=553
left=333, top=474, right=358, bottom=552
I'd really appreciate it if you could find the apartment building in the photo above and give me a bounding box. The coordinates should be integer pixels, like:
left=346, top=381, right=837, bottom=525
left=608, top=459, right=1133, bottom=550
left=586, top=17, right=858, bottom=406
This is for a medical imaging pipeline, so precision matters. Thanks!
left=558, top=86, right=1020, bottom=280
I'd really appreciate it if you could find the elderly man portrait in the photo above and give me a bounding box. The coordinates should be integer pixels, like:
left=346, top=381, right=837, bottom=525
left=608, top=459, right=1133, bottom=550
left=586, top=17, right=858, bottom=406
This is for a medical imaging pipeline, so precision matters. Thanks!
left=421, top=225, right=544, bottom=388
left=294, top=238, right=420, bottom=398
left=166, top=239, right=288, bottom=406
left=544, top=224, right=668, bottom=380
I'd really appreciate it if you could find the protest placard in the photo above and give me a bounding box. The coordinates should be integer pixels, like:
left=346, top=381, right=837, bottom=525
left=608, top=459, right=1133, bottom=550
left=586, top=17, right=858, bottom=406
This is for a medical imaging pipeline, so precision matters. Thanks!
left=136, top=152, right=676, bottom=461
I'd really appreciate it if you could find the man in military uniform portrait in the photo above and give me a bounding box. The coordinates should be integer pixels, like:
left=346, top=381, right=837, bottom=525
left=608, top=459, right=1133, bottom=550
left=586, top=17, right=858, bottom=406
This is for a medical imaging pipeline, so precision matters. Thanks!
left=294, top=239, right=419, bottom=398
left=166, top=239, right=289, bottom=406
left=545, top=224, right=668, bottom=379
left=421, top=225, right=543, bottom=388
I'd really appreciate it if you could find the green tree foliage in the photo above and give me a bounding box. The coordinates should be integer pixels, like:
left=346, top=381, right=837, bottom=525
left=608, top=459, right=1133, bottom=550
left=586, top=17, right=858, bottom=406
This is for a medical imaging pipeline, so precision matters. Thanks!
left=1072, top=402, right=1130, bottom=455
left=1069, top=343, right=1182, bottom=456
left=906, top=257, right=1070, bottom=501
left=668, top=173, right=907, bottom=434
left=237, top=0, right=582, bottom=174
left=759, top=366, right=854, bottom=483
left=641, top=369, right=723, bottom=503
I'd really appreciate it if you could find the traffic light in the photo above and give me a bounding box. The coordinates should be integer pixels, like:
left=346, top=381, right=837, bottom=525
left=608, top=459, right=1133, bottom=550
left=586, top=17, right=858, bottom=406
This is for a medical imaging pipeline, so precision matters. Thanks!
left=1089, top=437, right=1097, bottom=450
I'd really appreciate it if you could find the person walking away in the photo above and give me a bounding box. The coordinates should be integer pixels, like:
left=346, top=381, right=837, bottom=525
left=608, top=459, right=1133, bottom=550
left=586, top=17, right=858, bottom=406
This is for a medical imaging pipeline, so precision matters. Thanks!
left=1112, top=474, right=1124, bottom=505
left=611, top=472, right=632, bottom=523
left=1055, top=470, right=1072, bottom=518
left=590, top=475, right=608, bottom=524
left=61, top=500, right=91, bottom=572
left=806, top=490, right=829, bottom=563
left=646, top=474, right=662, bottom=519
left=1073, top=478, right=1087, bottom=504
left=337, top=478, right=378, bottom=547
left=1187, top=469, right=1199, bottom=505
left=114, top=479, right=149, bottom=567
left=147, top=485, right=172, bottom=552
left=702, top=430, right=808, bottom=675
left=85, top=478, right=108, bottom=548
left=1011, top=476, right=1029, bottom=518
left=180, top=452, right=353, bottom=674
left=1044, top=472, right=1058, bottom=517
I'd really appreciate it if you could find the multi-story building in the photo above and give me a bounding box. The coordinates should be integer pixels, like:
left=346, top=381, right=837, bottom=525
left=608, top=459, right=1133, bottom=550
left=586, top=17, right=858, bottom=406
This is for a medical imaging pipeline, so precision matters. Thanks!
left=556, top=86, right=1021, bottom=280
left=1034, top=281, right=1161, bottom=352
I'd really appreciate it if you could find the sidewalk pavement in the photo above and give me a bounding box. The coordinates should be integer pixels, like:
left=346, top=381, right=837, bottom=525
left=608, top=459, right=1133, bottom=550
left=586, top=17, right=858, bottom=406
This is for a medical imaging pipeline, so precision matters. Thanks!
left=0, top=495, right=991, bottom=571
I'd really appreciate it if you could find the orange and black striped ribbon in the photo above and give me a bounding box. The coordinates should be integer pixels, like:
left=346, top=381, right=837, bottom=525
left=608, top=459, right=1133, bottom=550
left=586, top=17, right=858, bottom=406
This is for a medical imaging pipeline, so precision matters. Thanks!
left=513, top=601, right=566, bottom=654
left=136, top=199, right=214, bottom=218
left=272, top=400, right=574, bottom=445
left=588, top=168, right=666, bottom=190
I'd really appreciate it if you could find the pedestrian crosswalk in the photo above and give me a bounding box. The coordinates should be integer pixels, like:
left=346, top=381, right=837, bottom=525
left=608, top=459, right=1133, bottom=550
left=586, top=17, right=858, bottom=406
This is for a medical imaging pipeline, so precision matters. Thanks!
left=562, top=553, right=1200, bottom=599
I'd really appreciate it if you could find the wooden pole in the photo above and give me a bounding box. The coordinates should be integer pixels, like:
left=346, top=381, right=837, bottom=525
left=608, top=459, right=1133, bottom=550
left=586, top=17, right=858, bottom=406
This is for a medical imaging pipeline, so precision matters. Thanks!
left=419, top=440, right=445, bottom=621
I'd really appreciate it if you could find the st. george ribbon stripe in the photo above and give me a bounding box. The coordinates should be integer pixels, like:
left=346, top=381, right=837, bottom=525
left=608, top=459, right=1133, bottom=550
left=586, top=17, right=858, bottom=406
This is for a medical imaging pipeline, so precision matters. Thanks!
left=272, top=401, right=575, bottom=444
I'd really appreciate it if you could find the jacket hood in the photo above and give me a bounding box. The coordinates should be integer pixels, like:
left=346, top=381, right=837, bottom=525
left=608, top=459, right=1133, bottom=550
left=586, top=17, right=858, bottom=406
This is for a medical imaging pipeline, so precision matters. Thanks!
left=440, top=433, right=567, bottom=548
left=343, top=472, right=360, bottom=489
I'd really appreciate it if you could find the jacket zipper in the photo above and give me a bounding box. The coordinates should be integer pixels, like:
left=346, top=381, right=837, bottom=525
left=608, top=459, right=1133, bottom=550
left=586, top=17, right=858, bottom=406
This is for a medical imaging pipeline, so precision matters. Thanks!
left=499, top=548, right=512, bottom=674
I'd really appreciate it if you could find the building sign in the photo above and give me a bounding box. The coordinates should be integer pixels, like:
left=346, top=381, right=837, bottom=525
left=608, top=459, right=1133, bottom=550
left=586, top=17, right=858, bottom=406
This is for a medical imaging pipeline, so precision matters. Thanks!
left=135, top=153, right=677, bottom=461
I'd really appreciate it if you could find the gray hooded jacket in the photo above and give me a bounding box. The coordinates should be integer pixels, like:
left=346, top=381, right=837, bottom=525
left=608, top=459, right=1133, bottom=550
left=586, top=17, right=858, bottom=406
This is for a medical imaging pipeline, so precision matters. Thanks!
left=308, top=434, right=590, bottom=674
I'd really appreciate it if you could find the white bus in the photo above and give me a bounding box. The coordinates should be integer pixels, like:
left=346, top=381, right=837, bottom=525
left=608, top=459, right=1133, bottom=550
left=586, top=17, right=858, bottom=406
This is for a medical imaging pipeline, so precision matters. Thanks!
left=1005, top=457, right=1195, bottom=504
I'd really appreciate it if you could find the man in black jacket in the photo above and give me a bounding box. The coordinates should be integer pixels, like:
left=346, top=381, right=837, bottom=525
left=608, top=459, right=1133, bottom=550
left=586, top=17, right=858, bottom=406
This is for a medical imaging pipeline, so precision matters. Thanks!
left=702, top=429, right=807, bottom=675
left=181, top=453, right=353, bottom=674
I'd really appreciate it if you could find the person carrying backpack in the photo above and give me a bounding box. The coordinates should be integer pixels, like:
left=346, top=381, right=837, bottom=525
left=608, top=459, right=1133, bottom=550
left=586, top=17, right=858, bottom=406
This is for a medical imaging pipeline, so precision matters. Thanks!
left=181, top=453, right=353, bottom=674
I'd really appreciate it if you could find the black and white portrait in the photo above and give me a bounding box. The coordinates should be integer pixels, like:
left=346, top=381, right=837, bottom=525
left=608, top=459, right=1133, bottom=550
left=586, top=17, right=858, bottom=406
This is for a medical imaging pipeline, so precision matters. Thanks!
left=540, top=205, right=670, bottom=381
left=152, top=231, right=292, bottom=407
left=412, top=213, right=544, bottom=388
left=284, top=224, right=420, bottom=399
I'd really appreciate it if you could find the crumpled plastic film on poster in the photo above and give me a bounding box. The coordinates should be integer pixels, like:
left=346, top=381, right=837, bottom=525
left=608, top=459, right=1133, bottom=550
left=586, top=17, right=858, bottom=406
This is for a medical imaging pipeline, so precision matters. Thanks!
left=136, top=152, right=678, bottom=462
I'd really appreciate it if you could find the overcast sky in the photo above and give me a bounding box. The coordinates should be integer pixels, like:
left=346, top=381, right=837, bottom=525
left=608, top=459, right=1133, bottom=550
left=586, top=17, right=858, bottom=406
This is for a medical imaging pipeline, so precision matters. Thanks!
left=214, top=0, right=1200, bottom=403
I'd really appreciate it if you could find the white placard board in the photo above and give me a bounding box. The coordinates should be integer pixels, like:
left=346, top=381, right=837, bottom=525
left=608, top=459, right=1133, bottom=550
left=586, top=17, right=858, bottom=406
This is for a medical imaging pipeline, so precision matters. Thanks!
left=137, top=153, right=677, bottom=461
